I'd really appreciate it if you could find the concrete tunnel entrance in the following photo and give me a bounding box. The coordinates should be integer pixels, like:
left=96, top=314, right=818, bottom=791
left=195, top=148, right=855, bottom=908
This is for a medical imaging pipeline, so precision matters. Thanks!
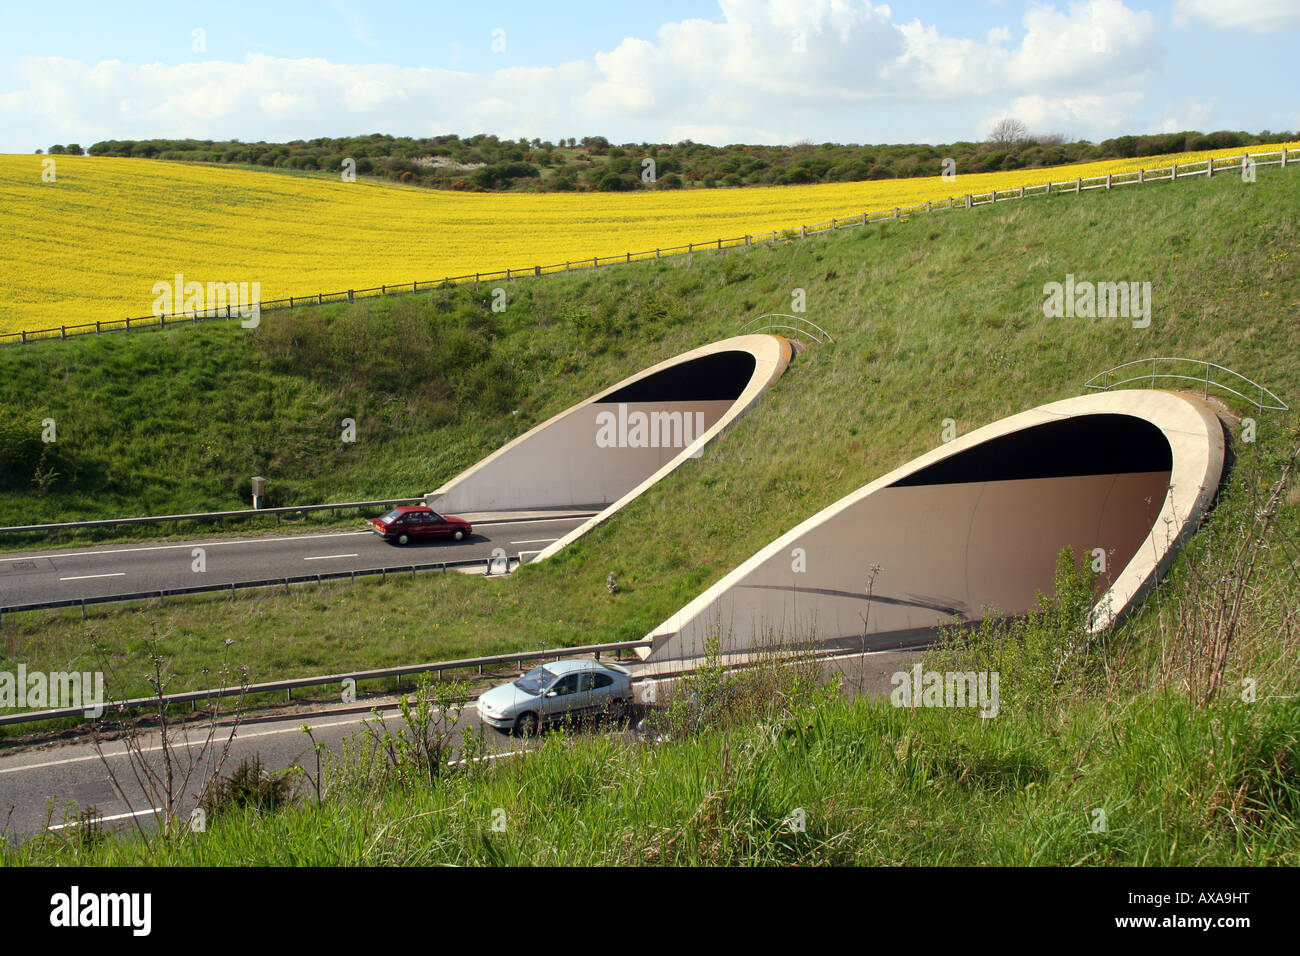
left=644, top=391, right=1224, bottom=663
left=424, top=334, right=792, bottom=556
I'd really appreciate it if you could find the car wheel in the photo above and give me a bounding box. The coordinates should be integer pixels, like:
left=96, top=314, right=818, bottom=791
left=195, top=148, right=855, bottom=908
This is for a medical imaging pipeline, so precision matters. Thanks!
left=453, top=529, right=466, bottom=541
left=396, top=532, right=410, bottom=546
left=515, top=712, right=539, bottom=737
left=609, top=697, right=627, bottom=723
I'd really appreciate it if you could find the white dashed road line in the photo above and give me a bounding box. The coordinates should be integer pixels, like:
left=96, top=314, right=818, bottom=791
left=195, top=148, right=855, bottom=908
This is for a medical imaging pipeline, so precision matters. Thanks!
left=0, top=530, right=374, bottom=564
left=59, top=572, right=126, bottom=582
left=304, top=553, right=359, bottom=561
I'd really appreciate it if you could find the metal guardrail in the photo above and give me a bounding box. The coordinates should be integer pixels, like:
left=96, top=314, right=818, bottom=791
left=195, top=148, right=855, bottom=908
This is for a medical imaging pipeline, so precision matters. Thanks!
left=0, top=638, right=653, bottom=727
left=0, top=496, right=423, bottom=536
left=1, top=149, right=1291, bottom=348
left=737, top=313, right=834, bottom=345
left=1083, top=358, right=1289, bottom=412
left=0, top=553, right=519, bottom=621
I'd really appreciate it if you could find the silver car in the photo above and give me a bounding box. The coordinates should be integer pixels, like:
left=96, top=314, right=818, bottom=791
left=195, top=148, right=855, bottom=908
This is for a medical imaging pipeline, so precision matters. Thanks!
left=476, top=659, right=634, bottom=736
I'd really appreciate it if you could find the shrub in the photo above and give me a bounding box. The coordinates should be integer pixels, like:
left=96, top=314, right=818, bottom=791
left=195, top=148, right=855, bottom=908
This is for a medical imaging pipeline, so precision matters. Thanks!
left=200, top=754, right=295, bottom=819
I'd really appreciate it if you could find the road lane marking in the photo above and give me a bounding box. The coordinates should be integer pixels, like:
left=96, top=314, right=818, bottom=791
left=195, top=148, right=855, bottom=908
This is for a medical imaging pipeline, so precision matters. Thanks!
left=304, top=553, right=359, bottom=561
left=48, top=807, right=162, bottom=830
left=509, top=538, right=558, bottom=545
left=0, top=531, right=374, bottom=563
left=59, top=572, right=126, bottom=582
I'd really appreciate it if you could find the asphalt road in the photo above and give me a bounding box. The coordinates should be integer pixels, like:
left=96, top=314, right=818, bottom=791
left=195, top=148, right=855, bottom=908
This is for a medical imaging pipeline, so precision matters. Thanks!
left=0, top=648, right=923, bottom=841
left=0, top=695, right=526, bottom=840
left=0, top=515, right=589, bottom=606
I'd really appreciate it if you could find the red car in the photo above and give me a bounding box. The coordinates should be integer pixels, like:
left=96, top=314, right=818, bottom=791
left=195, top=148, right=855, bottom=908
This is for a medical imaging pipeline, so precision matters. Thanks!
left=371, top=506, right=472, bottom=545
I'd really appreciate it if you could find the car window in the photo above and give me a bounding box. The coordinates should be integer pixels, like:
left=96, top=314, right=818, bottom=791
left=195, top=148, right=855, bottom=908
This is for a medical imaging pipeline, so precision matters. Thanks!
left=552, top=675, right=579, bottom=696
left=516, top=666, right=557, bottom=695
left=428, top=512, right=444, bottom=522
left=379, top=509, right=403, bottom=523
left=591, top=673, right=613, bottom=689
left=577, top=674, right=595, bottom=692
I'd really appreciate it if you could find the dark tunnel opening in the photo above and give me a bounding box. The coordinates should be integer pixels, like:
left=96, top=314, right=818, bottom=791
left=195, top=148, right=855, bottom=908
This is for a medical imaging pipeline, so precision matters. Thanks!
left=597, top=350, right=757, bottom=403
left=892, top=414, right=1173, bottom=487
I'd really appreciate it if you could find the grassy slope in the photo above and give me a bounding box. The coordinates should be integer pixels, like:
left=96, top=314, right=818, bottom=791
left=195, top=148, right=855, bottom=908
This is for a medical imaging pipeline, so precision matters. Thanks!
left=2, top=167, right=1298, bottom=706
left=9, top=689, right=1298, bottom=865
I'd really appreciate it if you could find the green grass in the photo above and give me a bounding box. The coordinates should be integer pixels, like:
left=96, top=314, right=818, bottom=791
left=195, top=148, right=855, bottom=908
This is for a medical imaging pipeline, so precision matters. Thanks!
left=9, top=687, right=1297, bottom=865
left=2, top=167, right=1298, bottom=709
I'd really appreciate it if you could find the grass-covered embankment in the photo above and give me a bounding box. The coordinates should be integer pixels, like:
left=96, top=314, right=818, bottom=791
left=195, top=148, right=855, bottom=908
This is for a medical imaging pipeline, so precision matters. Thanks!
left=2, top=166, right=1298, bottom=711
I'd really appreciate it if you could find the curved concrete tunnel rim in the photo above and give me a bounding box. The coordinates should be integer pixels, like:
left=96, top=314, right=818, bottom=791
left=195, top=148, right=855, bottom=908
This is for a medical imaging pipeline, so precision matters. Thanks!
left=642, top=389, right=1226, bottom=661
left=422, top=333, right=795, bottom=562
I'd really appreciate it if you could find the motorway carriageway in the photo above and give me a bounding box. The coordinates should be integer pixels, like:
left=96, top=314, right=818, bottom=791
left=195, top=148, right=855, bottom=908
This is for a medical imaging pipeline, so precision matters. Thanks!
left=0, top=514, right=590, bottom=606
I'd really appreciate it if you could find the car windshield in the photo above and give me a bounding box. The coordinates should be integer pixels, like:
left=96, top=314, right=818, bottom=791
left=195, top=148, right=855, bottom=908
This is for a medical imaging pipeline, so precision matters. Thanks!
left=515, top=666, right=558, bottom=696
left=378, top=509, right=404, bottom=523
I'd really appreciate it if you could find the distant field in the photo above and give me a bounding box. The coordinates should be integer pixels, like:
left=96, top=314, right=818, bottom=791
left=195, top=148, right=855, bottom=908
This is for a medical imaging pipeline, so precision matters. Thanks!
left=1, top=141, right=1296, bottom=333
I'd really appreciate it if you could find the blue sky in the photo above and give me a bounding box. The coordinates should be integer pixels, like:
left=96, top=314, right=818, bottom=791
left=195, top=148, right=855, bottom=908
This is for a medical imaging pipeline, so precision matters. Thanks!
left=1, top=0, right=1296, bottom=151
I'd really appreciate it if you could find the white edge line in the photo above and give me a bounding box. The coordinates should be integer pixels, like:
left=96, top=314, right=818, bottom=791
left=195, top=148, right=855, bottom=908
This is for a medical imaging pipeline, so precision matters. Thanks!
left=48, top=806, right=163, bottom=830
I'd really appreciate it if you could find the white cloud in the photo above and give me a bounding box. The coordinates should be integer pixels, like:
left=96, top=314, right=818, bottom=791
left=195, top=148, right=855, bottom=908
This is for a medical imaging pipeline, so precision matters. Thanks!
left=0, top=0, right=1170, bottom=149
left=1172, top=0, right=1300, bottom=34
left=995, top=91, right=1146, bottom=138
left=1156, top=97, right=1216, bottom=133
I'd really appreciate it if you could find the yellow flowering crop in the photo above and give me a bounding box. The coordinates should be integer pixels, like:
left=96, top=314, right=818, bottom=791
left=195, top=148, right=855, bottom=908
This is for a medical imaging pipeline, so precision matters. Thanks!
left=1, top=141, right=1296, bottom=334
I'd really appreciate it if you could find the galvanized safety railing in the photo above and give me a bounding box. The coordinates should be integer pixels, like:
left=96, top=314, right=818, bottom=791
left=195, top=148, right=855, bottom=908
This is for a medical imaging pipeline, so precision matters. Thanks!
left=736, top=313, right=834, bottom=345
left=1083, top=357, right=1289, bottom=412
left=0, top=638, right=652, bottom=727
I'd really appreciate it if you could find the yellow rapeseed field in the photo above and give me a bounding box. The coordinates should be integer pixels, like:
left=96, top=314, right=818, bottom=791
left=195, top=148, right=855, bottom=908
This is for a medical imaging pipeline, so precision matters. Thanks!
left=1, top=141, right=1296, bottom=333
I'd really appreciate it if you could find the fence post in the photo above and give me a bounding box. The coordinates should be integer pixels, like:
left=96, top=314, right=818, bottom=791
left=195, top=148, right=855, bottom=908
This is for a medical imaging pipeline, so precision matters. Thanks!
left=745, top=235, right=751, bottom=246
left=1138, top=168, right=1144, bottom=183
left=799, top=225, right=806, bottom=238
left=717, top=238, right=721, bottom=249
left=61, top=326, right=66, bottom=339
left=924, top=201, right=930, bottom=213
left=1075, top=177, right=1081, bottom=192
left=688, top=242, right=693, bottom=253
left=21, top=331, right=26, bottom=344
left=1105, top=173, right=1112, bottom=189
left=506, top=269, right=511, bottom=280
left=566, top=261, right=570, bottom=271
left=534, top=265, right=541, bottom=277
left=626, top=252, right=630, bottom=263
left=965, top=194, right=971, bottom=208
left=1207, top=157, right=1214, bottom=177
left=95, top=320, right=101, bottom=333
left=290, top=296, right=295, bottom=308
left=655, top=249, right=659, bottom=258
left=1019, top=186, right=1024, bottom=199
left=1282, top=148, right=1288, bottom=169
left=772, top=230, right=777, bottom=241
left=1172, top=164, right=1178, bottom=181
left=892, top=207, right=899, bottom=219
